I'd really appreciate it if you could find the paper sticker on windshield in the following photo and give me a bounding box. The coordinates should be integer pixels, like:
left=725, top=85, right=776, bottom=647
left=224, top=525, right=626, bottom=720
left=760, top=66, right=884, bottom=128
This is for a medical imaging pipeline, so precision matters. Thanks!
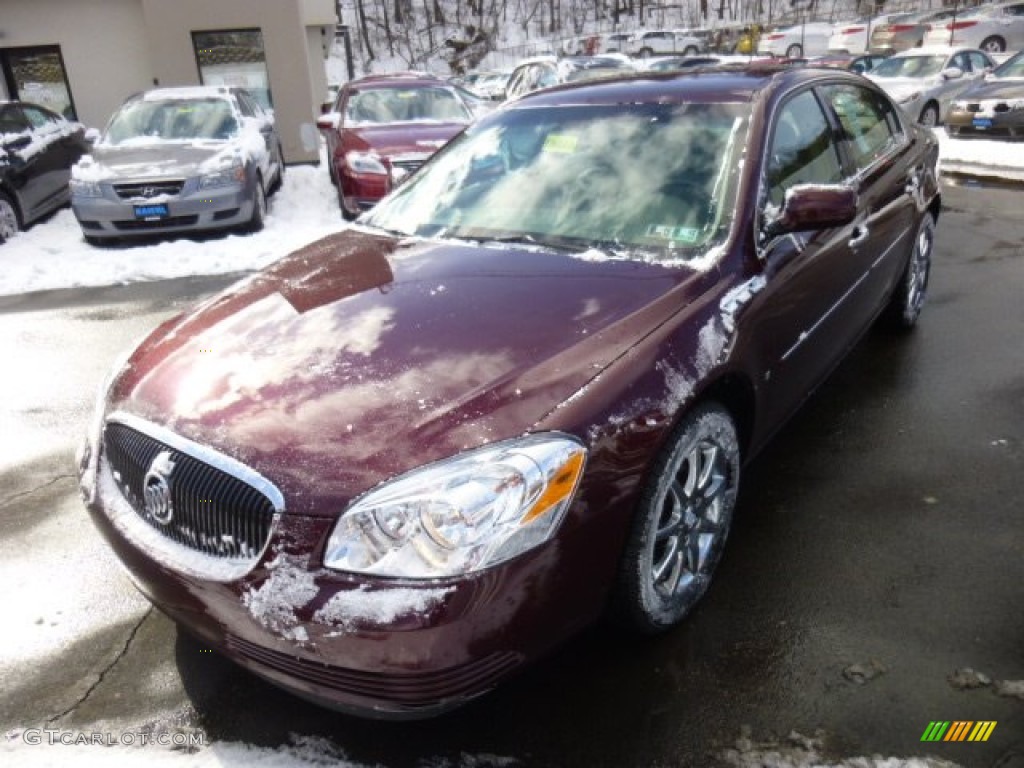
left=543, top=134, right=578, bottom=154
left=646, top=225, right=702, bottom=244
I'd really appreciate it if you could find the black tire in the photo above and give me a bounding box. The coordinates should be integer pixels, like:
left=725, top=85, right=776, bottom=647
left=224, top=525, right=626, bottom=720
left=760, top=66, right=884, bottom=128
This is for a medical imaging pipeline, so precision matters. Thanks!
left=786, top=43, right=803, bottom=58
left=247, top=177, right=267, bottom=233
left=683, top=45, right=699, bottom=55
left=918, top=102, right=939, bottom=127
left=0, top=191, right=22, bottom=242
left=639, top=47, right=654, bottom=58
left=611, top=402, right=741, bottom=634
left=270, top=143, right=285, bottom=194
left=885, top=213, right=935, bottom=330
left=980, top=35, right=1005, bottom=53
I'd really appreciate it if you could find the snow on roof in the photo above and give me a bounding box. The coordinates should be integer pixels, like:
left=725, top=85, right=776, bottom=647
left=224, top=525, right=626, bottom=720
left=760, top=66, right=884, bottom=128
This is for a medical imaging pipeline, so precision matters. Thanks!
left=141, top=86, right=233, bottom=102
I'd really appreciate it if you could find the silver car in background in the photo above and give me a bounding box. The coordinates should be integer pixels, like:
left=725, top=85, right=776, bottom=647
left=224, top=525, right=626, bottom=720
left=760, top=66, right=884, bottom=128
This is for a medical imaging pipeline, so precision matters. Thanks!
left=866, top=46, right=994, bottom=126
left=70, top=86, right=284, bottom=244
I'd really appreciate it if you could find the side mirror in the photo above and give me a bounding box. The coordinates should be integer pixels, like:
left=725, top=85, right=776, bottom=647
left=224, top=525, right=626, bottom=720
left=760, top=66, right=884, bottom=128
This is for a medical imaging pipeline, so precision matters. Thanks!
left=316, top=112, right=341, bottom=131
left=763, top=183, right=858, bottom=238
left=941, top=66, right=963, bottom=80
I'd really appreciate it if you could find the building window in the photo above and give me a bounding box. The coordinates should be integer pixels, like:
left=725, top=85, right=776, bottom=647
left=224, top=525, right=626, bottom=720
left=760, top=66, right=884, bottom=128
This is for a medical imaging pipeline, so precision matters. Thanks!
left=192, top=29, right=272, bottom=111
left=1, top=46, right=77, bottom=120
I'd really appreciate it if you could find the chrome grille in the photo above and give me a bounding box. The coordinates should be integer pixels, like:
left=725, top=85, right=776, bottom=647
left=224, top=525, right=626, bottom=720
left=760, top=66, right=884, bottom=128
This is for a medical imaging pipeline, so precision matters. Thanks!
left=104, top=421, right=276, bottom=559
left=113, top=180, right=185, bottom=199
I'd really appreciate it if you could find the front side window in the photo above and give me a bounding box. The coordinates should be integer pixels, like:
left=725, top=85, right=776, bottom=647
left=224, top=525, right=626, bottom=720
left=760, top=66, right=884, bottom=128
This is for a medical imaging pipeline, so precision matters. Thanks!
left=364, top=101, right=750, bottom=262
left=820, top=84, right=899, bottom=173
left=765, top=90, right=843, bottom=208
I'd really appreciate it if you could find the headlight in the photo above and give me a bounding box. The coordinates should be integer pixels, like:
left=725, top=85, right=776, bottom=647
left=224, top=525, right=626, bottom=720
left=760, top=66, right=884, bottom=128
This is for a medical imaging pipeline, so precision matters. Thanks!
left=324, top=434, right=587, bottom=579
left=70, top=178, right=102, bottom=197
left=344, top=150, right=388, bottom=175
left=199, top=161, right=246, bottom=189
left=1007, top=99, right=1024, bottom=112
left=898, top=91, right=922, bottom=104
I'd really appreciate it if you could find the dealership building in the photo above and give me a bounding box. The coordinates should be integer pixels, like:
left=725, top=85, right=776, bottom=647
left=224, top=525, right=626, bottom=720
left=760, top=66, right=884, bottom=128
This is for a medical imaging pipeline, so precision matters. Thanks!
left=0, top=0, right=337, bottom=164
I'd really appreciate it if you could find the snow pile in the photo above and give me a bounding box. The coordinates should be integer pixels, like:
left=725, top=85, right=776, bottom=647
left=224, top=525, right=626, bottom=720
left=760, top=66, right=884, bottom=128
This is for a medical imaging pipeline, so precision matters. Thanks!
left=314, top=585, right=453, bottom=633
left=242, top=554, right=318, bottom=643
left=936, top=129, right=1024, bottom=182
left=720, top=729, right=962, bottom=768
left=0, top=146, right=343, bottom=298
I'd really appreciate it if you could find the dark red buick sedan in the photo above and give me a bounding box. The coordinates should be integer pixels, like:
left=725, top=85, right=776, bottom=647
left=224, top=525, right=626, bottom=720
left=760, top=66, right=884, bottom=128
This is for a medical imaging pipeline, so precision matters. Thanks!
left=79, top=64, right=940, bottom=718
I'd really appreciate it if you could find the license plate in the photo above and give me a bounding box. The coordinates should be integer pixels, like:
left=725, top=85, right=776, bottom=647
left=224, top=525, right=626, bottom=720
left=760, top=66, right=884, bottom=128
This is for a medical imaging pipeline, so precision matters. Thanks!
left=134, top=204, right=168, bottom=220
left=972, top=118, right=993, bottom=129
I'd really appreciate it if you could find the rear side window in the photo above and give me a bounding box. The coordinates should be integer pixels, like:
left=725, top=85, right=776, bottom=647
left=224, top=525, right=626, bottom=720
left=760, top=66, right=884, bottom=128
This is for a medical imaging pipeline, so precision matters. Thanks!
left=765, top=90, right=843, bottom=207
left=820, top=84, right=900, bottom=173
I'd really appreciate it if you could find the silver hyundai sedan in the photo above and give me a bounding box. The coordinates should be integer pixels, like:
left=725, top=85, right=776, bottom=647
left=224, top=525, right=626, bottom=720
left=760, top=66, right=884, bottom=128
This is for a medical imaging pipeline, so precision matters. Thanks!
left=71, top=86, right=284, bottom=244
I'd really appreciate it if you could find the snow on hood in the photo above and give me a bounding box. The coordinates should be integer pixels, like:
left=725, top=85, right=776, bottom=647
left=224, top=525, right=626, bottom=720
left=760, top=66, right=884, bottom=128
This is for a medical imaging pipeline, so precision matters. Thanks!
left=74, top=141, right=242, bottom=182
left=107, top=229, right=700, bottom=516
left=869, top=76, right=939, bottom=102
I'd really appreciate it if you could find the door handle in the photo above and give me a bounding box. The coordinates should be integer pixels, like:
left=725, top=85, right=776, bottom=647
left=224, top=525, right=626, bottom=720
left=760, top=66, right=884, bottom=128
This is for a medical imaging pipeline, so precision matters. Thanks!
left=849, top=223, right=869, bottom=248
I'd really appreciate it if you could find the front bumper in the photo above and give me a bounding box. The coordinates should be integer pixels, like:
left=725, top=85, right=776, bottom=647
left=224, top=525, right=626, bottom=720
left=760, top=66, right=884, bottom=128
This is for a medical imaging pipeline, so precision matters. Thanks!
left=72, top=180, right=255, bottom=239
left=84, top=452, right=601, bottom=718
left=946, top=110, right=1024, bottom=140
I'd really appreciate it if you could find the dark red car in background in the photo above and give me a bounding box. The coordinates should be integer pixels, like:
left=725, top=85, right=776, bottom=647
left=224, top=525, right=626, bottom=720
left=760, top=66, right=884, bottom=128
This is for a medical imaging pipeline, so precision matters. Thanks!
left=316, top=73, right=487, bottom=219
left=80, top=64, right=940, bottom=718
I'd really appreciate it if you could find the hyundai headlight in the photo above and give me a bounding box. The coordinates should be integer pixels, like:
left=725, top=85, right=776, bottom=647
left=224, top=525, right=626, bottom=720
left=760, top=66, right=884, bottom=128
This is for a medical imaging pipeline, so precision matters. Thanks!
left=1007, top=99, right=1024, bottom=112
left=345, top=150, right=388, bottom=175
left=324, top=435, right=587, bottom=579
left=70, top=178, right=103, bottom=197
left=199, top=161, right=245, bottom=189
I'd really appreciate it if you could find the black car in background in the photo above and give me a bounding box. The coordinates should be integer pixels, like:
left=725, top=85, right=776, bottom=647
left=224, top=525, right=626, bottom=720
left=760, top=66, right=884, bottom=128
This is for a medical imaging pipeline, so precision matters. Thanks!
left=0, top=101, right=89, bottom=242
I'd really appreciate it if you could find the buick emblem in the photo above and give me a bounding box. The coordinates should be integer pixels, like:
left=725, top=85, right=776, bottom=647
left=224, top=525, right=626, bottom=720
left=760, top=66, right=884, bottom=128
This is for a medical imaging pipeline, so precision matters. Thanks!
left=143, top=451, right=176, bottom=525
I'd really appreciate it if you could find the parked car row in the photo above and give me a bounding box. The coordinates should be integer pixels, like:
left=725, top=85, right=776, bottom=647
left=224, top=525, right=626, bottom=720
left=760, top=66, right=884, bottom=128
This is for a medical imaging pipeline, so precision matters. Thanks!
left=1, top=85, right=286, bottom=245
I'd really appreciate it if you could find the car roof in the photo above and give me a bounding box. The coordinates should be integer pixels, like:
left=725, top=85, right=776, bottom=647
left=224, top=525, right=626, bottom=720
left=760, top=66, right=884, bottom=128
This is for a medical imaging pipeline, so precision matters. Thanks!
left=140, top=85, right=234, bottom=101
left=893, top=45, right=982, bottom=57
left=506, top=63, right=860, bottom=108
left=349, top=72, right=447, bottom=88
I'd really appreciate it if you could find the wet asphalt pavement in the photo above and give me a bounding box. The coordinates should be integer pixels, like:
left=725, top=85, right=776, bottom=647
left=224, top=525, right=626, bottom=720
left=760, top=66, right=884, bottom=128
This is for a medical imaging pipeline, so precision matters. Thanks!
left=0, top=180, right=1021, bottom=767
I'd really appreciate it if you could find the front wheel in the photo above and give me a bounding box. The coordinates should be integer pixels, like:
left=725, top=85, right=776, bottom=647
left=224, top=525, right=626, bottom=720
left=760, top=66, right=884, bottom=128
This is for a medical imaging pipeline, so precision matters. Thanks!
left=683, top=45, right=699, bottom=55
left=786, top=43, right=803, bottom=58
left=885, top=213, right=935, bottom=330
left=980, top=35, right=1005, bottom=53
left=247, top=177, right=267, bottom=233
left=611, top=403, right=740, bottom=634
left=918, top=102, right=939, bottom=127
left=639, top=47, right=654, bottom=58
left=0, top=192, right=21, bottom=242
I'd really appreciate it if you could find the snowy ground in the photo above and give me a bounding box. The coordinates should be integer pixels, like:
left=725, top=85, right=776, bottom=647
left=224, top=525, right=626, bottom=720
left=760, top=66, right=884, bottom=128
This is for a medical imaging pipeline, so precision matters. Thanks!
left=1, top=132, right=1022, bottom=299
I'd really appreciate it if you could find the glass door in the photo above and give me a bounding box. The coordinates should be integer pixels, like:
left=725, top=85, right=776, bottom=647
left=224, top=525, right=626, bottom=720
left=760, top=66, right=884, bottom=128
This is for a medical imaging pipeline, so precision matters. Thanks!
left=0, top=46, right=77, bottom=120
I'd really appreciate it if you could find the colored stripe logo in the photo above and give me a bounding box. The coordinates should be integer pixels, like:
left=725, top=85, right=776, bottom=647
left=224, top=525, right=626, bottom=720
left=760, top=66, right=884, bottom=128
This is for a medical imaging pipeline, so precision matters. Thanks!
left=921, top=721, right=997, bottom=742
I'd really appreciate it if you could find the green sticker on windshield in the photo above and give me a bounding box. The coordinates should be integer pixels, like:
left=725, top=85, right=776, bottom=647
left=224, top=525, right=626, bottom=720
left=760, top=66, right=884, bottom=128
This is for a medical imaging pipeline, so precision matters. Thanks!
left=543, top=134, right=578, bottom=154
left=646, top=225, right=702, bottom=244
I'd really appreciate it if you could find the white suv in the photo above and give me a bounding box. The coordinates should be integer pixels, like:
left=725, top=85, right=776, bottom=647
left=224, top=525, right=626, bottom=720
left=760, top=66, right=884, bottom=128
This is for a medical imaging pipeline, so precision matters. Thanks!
left=627, top=30, right=704, bottom=58
left=923, top=1, right=1024, bottom=53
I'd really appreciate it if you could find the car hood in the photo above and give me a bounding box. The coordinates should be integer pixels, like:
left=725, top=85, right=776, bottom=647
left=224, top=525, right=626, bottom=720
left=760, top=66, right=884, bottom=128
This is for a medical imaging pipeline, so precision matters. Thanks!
left=107, top=229, right=707, bottom=516
left=869, top=76, right=942, bottom=100
left=958, top=78, right=1024, bottom=101
left=343, top=122, right=466, bottom=158
left=80, top=141, right=239, bottom=181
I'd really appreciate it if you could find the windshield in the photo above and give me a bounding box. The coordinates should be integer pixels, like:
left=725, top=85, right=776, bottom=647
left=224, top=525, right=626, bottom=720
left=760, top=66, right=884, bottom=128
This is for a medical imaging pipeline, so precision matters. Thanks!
left=872, top=55, right=947, bottom=78
left=363, top=101, right=749, bottom=262
left=345, top=86, right=471, bottom=125
left=104, top=98, right=238, bottom=145
left=994, top=51, right=1024, bottom=78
